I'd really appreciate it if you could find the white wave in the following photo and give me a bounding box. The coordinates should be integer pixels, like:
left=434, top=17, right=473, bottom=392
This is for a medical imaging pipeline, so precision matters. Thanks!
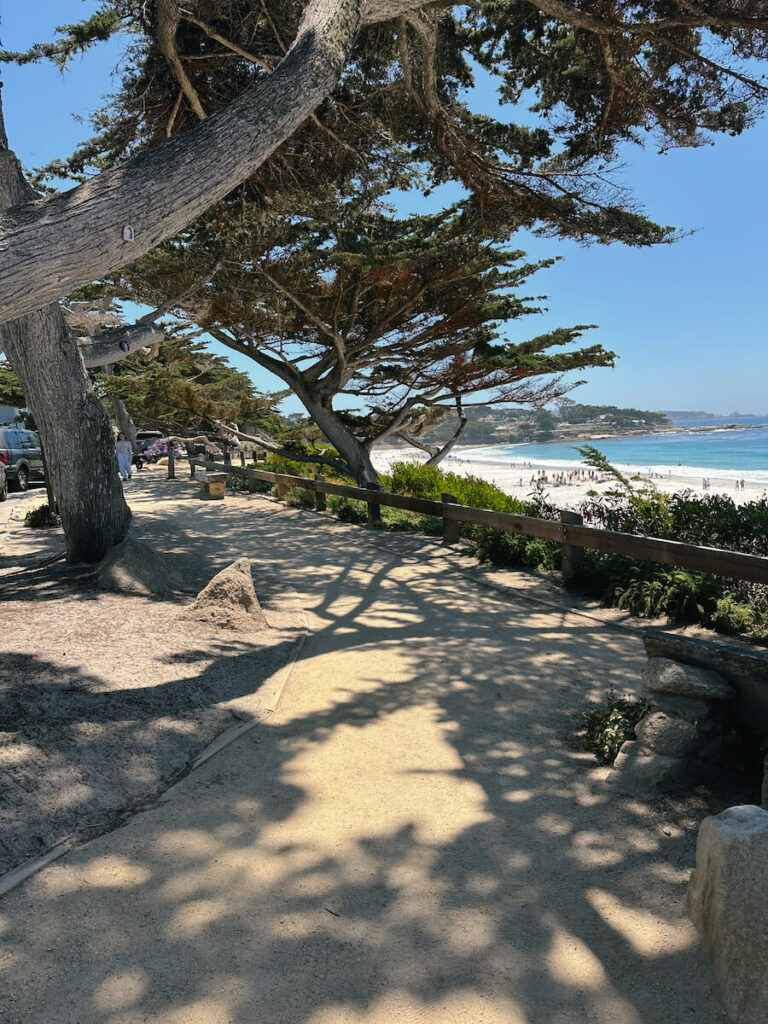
left=440, top=446, right=768, bottom=486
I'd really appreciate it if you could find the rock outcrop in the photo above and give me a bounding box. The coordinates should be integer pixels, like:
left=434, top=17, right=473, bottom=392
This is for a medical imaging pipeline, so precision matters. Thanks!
left=644, top=658, right=735, bottom=701
left=609, top=657, right=734, bottom=797
left=97, top=539, right=181, bottom=596
left=182, top=558, right=267, bottom=631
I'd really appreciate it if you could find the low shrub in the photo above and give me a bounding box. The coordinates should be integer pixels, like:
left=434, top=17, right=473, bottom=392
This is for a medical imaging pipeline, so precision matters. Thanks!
left=470, top=528, right=558, bottom=571
left=715, top=594, right=758, bottom=637
left=582, top=691, right=651, bottom=765
left=328, top=495, right=369, bottom=524
left=284, top=485, right=315, bottom=509
left=575, top=483, right=768, bottom=640
left=379, top=507, right=423, bottom=532
left=386, top=461, right=527, bottom=515
left=24, top=503, right=61, bottom=528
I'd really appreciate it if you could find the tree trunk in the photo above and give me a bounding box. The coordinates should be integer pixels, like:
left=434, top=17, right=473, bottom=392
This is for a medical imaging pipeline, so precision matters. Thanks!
left=110, top=393, right=138, bottom=446
left=1, top=307, right=131, bottom=561
left=292, top=385, right=380, bottom=487
left=424, top=412, right=468, bottom=467
left=40, top=441, right=57, bottom=513
left=290, top=385, right=383, bottom=525
left=0, top=97, right=131, bottom=562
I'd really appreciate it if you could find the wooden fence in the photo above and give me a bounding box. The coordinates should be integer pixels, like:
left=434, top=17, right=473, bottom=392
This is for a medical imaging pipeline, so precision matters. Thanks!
left=188, top=456, right=768, bottom=585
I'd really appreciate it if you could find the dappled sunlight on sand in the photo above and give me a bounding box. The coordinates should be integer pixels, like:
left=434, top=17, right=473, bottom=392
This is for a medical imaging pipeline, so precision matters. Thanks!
left=586, top=888, right=697, bottom=957
left=307, top=989, right=530, bottom=1024
left=0, top=482, right=727, bottom=1023
left=41, top=855, right=152, bottom=895
left=92, top=968, right=149, bottom=1013
left=265, top=704, right=494, bottom=850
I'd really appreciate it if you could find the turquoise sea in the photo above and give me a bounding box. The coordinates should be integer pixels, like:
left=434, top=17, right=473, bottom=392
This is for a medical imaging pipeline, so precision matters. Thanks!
left=456, top=415, right=768, bottom=484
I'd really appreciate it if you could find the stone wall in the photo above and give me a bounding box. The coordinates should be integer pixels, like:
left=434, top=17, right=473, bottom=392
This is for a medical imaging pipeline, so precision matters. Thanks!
left=609, top=657, right=735, bottom=797
left=644, top=629, right=768, bottom=734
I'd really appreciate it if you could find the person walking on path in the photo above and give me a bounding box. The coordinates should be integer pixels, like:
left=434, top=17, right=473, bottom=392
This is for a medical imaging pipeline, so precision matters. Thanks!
left=116, top=432, right=134, bottom=482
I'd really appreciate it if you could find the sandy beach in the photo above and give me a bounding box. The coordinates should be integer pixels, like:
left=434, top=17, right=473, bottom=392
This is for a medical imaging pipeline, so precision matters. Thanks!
left=371, top=445, right=767, bottom=508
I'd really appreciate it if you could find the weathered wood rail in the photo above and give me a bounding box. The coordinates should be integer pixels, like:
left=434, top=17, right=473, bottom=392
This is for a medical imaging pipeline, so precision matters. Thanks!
left=189, top=458, right=768, bottom=585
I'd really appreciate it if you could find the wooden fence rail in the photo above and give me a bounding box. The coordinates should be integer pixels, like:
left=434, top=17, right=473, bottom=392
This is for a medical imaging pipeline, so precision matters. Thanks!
left=190, top=458, right=768, bottom=585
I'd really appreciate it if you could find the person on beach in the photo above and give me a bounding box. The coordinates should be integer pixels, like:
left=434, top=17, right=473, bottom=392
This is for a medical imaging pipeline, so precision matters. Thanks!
left=116, top=432, right=133, bottom=482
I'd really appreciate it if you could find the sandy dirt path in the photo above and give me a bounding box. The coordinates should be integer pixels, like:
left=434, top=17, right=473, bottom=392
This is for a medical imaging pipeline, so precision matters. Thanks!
left=0, top=473, right=726, bottom=1023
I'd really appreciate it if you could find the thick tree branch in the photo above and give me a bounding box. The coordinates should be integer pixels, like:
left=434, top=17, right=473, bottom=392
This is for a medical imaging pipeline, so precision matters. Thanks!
left=210, top=418, right=349, bottom=475
left=0, top=0, right=405, bottom=324
left=80, top=322, right=165, bottom=367
left=156, top=0, right=208, bottom=121
left=79, top=266, right=219, bottom=366
left=526, top=0, right=768, bottom=36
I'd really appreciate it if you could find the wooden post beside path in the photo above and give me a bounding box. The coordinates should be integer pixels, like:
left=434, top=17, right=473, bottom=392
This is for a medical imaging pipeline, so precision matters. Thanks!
left=560, top=510, right=585, bottom=582
left=167, top=443, right=175, bottom=479
left=314, top=474, right=326, bottom=512
left=442, top=493, right=460, bottom=544
left=366, top=482, right=382, bottom=527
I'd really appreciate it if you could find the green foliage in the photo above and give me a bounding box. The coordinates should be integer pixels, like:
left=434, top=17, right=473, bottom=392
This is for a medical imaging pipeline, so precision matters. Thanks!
left=715, top=594, right=758, bottom=637
left=471, top=530, right=558, bottom=571
left=24, top=503, right=61, bottom=529
left=576, top=444, right=634, bottom=494
left=95, top=336, right=263, bottom=434
left=612, top=569, right=723, bottom=623
left=580, top=487, right=768, bottom=556
left=0, top=360, right=25, bottom=409
left=558, top=402, right=670, bottom=428
left=572, top=487, right=768, bottom=639
left=328, top=496, right=369, bottom=525
left=582, top=692, right=651, bottom=765
left=0, top=9, right=122, bottom=70
left=386, top=462, right=526, bottom=514
left=284, top=485, right=315, bottom=510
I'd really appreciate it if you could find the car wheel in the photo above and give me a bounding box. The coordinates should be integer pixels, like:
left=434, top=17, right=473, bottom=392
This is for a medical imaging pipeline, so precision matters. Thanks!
left=15, top=466, right=29, bottom=492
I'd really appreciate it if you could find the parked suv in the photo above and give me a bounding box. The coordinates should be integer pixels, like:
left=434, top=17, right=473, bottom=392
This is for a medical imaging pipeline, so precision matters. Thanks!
left=0, top=427, right=44, bottom=491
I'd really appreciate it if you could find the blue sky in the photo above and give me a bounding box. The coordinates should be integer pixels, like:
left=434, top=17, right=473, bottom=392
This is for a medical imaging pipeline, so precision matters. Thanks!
left=1, top=0, right=766, bottom=414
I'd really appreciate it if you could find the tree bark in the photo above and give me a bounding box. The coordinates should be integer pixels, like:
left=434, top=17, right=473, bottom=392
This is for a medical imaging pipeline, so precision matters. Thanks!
left=0, top=0, right=391, bottom=324
left=290, top=381, right=380, bottom=488
left=111, top=395, right=138, bottom=446
left=0, top=96, right=131, bottom=562
left=0, top=308, right=131, bottom=561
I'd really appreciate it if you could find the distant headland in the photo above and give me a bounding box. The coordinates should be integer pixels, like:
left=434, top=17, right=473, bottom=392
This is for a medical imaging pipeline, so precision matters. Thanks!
left=663, top=410, right=762, bottom=420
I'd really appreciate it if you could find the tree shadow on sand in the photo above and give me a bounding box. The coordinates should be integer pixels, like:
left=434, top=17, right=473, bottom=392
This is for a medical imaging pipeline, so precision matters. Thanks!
left=1, top=491, right=732, bottom=1022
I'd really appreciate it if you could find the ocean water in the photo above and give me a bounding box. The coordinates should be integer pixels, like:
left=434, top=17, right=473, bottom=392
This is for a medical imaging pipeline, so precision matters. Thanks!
left=456, top=415, right=768, bottom=485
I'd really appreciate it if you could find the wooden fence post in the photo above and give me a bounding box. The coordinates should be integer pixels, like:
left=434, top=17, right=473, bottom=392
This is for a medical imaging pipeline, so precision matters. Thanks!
left=276, top=475, right=288, bottom=500
left=314, top=474, right=326, bottom=512
left=167, top=443, right=175, bottom=479
left=190, top=458, right=196, bottom=479
left=240, top=450, right=246, bottom=467
left=442, top=493, right=460, bottom=544
left=223, top=448, right=231, bottom=466
left=366, top=482, right=382, bottom=527
left=560, top=510, right=585, bottom=582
